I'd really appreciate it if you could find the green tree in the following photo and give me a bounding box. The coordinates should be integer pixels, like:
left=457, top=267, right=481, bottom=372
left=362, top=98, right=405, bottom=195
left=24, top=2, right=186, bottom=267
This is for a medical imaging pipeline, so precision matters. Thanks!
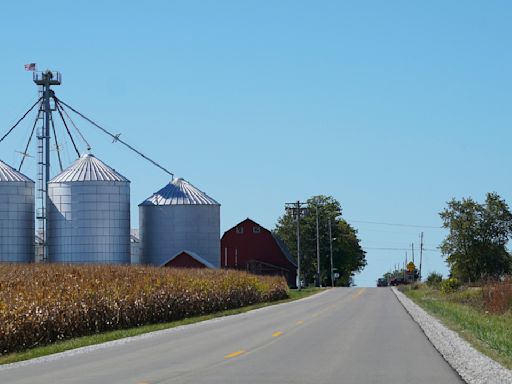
left=440, top=192, right=512, bottom=282
left=274, top=195, right=366, bottom=286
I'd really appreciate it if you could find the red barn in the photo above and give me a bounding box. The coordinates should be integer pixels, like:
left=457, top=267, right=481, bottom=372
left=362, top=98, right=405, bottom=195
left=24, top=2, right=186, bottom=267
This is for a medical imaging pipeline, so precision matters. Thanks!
left=162, top=250, right=215, bottom=269
left=221, top=218, right=297, bottom=286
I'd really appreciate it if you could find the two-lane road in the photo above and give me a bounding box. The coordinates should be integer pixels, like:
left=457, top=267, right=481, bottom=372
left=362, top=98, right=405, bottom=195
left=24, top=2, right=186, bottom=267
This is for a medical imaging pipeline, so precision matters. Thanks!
left=0, top=288, right=463, bottom=383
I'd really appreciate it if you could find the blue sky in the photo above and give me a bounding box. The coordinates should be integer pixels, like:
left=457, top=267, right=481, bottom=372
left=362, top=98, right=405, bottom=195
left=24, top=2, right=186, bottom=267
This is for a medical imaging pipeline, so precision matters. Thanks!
left=1, top=1, right=511, bottom=286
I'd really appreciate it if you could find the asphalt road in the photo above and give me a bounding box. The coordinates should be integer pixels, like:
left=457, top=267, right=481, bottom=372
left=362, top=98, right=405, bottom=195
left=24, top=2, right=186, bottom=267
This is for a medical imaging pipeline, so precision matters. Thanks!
left=0, top=288, right=464, bottom=384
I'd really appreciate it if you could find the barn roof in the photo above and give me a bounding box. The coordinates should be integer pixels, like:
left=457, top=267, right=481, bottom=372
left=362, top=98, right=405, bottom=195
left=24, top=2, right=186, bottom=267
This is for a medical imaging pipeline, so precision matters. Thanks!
left=271, top=233, right=297, bottom=267
left=160, top=250, right=216, bottom=269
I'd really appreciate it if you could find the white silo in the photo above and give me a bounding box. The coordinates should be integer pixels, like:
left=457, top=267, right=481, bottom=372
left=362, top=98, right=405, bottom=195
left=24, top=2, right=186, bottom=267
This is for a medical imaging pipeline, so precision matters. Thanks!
left=139, top=178, right=220, bottom=267
left=47, top=154, right=130, bottom=264
left=0, top=159, right=35, bottom=262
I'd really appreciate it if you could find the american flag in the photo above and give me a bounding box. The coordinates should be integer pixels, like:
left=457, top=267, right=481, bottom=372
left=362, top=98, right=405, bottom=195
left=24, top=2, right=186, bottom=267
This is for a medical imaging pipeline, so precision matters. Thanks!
left=24, top=63, right=36, bottom=71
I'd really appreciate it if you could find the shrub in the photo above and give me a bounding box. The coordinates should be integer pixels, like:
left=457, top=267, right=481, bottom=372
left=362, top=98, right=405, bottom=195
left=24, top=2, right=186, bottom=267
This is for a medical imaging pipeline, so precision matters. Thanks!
left=440, top=277, right=461, bottom=294
left=426, top=272, right=443, bottom=288
left=0, top=264, right=289, bottom=355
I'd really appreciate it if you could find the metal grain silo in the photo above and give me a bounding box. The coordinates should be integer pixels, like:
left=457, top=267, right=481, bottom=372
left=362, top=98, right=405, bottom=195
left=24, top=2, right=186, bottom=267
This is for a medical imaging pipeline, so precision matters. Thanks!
left=47, top=154, right=130, bottom=264
left=0, top=159, right=35, bottom=262
left=139, top=178, right=220, bottom=267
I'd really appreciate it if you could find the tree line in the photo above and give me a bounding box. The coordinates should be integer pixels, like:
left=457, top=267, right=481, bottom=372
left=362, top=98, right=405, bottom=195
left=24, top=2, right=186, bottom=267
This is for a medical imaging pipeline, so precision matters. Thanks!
left=440, top=192, right=512, bottom=282
left=274, top=195, right=367, bottom=286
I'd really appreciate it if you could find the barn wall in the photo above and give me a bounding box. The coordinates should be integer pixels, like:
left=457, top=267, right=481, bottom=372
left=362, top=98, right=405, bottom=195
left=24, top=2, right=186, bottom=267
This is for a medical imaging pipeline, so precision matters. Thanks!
left=164, top=252, right=208, bottom=268
left=221, top=219, right=296, bottom=285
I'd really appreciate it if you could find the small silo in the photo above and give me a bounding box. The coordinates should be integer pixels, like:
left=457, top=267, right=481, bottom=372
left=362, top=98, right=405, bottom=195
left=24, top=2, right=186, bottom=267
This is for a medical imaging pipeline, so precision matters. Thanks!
left=0, top=159, right=35, bottom=262
left=139, top=178, right=220, bottom=267
left=47, top=154, right=130, bottom=264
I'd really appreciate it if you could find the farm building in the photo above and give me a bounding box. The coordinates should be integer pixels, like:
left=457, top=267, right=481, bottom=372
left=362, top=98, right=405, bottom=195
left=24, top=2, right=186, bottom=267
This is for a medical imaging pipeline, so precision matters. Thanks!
left=162, top=250, right=215, bottom=269
left=221, top=218, right=297, bottom=286
left=0, top=159, right=35, bottom=263
left=47, top=153, right=131, bottom=264
left=139, top=178, right=220, bottom=268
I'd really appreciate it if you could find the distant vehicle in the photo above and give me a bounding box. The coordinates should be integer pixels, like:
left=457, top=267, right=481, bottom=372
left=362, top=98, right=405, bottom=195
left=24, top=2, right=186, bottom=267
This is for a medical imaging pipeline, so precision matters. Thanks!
left=390, top=277, right=409, bottom=286
left=377, top=278, right=388, bottom=287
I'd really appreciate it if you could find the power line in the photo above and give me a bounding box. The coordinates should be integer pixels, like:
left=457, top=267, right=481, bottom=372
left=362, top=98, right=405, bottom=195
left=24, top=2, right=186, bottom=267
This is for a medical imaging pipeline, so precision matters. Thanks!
left=55, top=97, right=174, bottom=178
left=0, top=97, right=42, bottom=143
left=363, top=247, right=439, bottom=252
left=348, top=219, right=443, bottom=229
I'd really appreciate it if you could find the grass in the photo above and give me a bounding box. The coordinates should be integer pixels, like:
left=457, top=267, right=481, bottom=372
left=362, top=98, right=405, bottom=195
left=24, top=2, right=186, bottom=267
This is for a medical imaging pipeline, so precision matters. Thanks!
left=403, top=284, right=512, bottom=369
left=0, top=287, right=323, bottom=366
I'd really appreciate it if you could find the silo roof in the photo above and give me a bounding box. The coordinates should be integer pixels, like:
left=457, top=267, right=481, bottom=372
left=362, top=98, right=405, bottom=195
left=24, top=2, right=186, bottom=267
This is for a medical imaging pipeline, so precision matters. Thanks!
left=49, top=154, right=129, bottom=183
left=140, top=178, right=219, bottom=206
left=0, top=159, right=34, bottom=182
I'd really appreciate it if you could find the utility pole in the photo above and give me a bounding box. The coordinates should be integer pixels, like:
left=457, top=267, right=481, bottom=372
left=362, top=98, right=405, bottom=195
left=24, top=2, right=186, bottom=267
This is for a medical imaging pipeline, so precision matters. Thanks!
left=419, top=232, right=424, bottom=281
left=285, top=201, right=308, bottom=291
left=329, top=216, right=334, bottom=288
left=316, top=206, right=321, bottom=287
left=411, top=243, right=415, bottom=264
left=403, top=253, right=407, bottom=280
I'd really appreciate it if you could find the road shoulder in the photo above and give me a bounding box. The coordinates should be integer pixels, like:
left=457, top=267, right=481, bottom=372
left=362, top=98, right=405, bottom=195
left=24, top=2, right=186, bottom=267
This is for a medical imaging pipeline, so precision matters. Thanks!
left=392, top=287, right=512, bottom=384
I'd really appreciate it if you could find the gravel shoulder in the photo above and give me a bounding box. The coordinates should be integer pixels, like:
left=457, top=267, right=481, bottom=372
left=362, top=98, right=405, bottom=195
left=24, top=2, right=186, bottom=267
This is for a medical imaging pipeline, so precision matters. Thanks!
left=393, top=287, right=512, bottom=384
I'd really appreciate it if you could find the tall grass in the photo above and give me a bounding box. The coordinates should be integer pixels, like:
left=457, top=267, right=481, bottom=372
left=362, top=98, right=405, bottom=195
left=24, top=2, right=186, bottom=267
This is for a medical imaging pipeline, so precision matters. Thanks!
left=0, top=264, right=288, bottom=355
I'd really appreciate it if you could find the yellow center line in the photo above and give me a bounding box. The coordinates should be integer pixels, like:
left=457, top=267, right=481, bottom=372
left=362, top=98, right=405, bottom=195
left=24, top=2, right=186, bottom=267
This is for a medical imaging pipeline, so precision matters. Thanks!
left=272, top=331, right=283, bottom=337
left=352, top=288, right=366, bottom=299
left=224, top=350, right=245, bottom=359
left=296, top=320, right=304, bottom=325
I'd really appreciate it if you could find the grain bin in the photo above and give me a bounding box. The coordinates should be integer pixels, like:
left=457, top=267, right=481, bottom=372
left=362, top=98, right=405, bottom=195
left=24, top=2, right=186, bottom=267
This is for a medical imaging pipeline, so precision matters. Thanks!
left=47, top=154, right=130, bottom=264
left=0, top=160, right=35, bottom=262
left=139, top=178, right=220, bottom=267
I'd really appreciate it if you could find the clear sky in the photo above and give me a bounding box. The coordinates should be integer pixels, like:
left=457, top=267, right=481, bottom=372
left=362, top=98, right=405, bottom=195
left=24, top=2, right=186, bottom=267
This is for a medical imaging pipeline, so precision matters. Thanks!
left=1, top=1, right=511, bottom=286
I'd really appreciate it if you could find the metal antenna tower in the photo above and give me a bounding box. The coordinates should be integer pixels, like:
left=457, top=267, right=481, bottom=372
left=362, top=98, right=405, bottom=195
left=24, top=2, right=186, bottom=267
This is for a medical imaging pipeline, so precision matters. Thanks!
left=33, top=70, right=61, bottom=262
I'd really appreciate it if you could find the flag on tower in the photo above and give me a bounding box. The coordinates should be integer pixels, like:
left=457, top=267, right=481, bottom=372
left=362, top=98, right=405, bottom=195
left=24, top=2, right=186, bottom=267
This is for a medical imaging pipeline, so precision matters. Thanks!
left=24, top=63, right=36, bottom=71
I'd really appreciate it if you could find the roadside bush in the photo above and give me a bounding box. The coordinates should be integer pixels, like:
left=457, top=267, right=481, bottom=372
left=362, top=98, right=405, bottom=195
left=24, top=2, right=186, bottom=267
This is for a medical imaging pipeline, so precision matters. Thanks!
left=440, top=277, right=461, bottom=294
left=0, top=264, right=289, bottom=355
left=482, top=276, right=512, bottom=314
left=426, top=272, right=443, bottom=289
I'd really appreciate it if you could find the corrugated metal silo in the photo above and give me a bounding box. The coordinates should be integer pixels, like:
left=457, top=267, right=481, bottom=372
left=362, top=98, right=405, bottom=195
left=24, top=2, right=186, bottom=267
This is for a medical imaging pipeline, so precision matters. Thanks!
left=47, top=154, right=130, bottom=264
left=139, top=178, right=220, bottom=267
left=0, top=159, right=35, bottom=262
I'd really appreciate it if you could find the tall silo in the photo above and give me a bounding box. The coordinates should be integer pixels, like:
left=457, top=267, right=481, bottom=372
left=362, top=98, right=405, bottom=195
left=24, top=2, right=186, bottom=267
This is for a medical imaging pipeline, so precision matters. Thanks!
left=139, top=178, right=220, bottom=267
left=47, top=154, right=130, bottom=264
left=0, top=159, right=35, bottom=262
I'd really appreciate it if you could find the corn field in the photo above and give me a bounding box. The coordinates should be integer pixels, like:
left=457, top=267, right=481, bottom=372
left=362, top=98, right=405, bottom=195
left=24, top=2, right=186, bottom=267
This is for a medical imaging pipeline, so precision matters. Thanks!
left=0, top=264, right=289, bottom=354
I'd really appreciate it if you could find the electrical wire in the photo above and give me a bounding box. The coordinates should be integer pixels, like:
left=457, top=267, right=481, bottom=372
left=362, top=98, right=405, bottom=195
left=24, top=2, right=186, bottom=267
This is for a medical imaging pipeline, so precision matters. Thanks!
left=55, top=97, right=174, bottom=178
left=50, top=112, right=63, bottom=172
left=54, top=101, right=80, bottom=158
left=18, top=102, right=42, bottom=171
left=0, top=97, right=42, bottom=144
left=362, top=247, right=439, bottom=252
left=348, top=219, right=443, bottom=229
left=55, top=99, right=91, bottom=151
